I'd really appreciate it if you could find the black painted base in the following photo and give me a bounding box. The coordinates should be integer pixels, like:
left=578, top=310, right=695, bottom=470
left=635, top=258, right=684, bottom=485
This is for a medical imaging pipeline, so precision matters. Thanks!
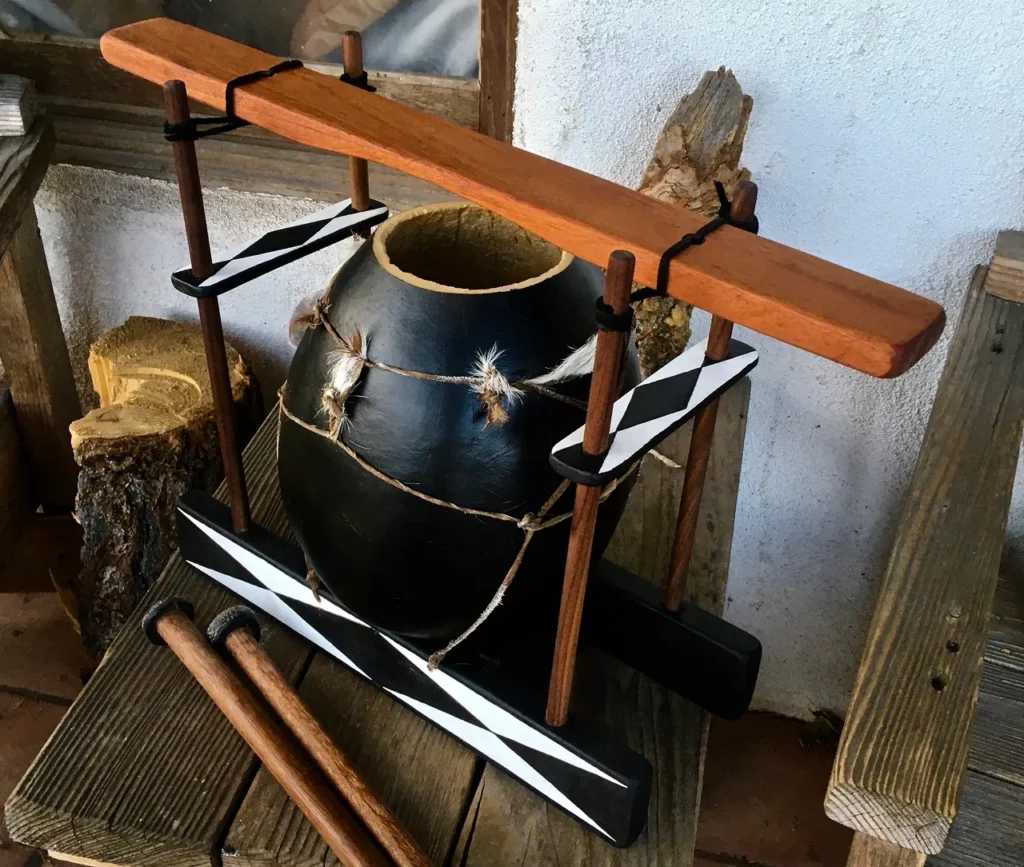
left=176, top=490, right=760, bottom=846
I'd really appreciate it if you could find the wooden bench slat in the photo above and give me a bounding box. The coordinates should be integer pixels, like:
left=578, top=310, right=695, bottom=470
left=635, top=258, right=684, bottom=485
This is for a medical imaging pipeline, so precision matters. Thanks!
left=99, top=18, right=946, bottom=379
left=453, top=381, right=749, bottom=866
left=825, top=265, right=1024, bottom=854
left=223, top=656, right=479, bottom=867
left=5, top=410, right=313, bottom=867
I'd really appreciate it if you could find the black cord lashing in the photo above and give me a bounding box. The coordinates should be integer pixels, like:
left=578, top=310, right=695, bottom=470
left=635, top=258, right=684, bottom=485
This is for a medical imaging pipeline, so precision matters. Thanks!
left=631, top=181, right=760, bottom=304
left=339, top=70, right=377, bottom=92
left=595, top=299, right=633, bottom=333
left=164, top=59, right=305, bottom=142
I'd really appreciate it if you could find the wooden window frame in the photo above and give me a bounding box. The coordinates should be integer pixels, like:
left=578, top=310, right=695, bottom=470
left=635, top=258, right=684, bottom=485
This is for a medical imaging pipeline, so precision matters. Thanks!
left=0, top=0, right=517, bottom=206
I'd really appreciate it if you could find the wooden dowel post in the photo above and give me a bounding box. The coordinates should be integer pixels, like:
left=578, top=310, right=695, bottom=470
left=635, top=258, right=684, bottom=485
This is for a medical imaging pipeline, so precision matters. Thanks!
left=148, top=603, right=393, bottom=867
left=545, top=250, right=635, bottom=728
left=164, top=80, right=252, bottom=534
left=215, top=612, right=432, bottom=867
left=663, top=182, right=757, bottom=612
left=342, top=31, right=371, bottom=214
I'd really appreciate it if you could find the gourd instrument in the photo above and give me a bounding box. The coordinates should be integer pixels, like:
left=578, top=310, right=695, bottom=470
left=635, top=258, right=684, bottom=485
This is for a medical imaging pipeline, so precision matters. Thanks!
left=100, top=17, right=946, bottom=849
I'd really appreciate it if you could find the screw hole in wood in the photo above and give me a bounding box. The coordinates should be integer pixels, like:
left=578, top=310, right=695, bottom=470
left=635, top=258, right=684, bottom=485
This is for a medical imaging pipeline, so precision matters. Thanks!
left=931, top=673, right=948, bottom=692
left=946, top=638, right=960, bottom=653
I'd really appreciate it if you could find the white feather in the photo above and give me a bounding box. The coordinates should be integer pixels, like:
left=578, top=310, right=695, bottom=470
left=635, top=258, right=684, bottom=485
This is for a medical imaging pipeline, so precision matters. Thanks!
left=470, top=344, right=523, bottom=404
left=526, top=333, right=597, bottom=386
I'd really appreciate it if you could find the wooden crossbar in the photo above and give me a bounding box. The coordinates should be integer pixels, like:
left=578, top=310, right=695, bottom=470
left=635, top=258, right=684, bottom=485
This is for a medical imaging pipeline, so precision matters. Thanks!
left=100, top=18, right=945, bottom=378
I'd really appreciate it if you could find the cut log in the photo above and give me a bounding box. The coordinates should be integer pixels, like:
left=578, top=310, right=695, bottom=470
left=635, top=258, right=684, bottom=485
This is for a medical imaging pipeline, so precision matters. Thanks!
left=825, top=263, right=1024, bottom=853
left=634, top=67, right=752, bottom=377
left=69, top=316, right=262, bottom=654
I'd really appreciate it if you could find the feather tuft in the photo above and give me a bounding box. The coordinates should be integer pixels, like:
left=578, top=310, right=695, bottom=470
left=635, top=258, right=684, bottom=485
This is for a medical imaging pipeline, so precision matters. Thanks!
left=526, top=333, right=598, bottom=386
left=470, top=344, right=523, bottom=427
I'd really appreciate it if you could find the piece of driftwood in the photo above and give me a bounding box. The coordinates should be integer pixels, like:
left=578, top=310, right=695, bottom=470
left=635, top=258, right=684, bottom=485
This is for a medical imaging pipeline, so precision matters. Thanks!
left=0, top=76, right=36, bottom=137
left=100, top=18, right=946, bottom=379
left=451, top=380, right=749, bottom=866
left=634, top=67, right=752, bottom=376
left=0, top=380, right=33, bottom=565
left=0, top=119, right=82, bottom=510
left=68, top=316, right=261, bottom=654
left=825, top=263, right=1024, bottom=854
left=5, top=410, right=313, bottom=867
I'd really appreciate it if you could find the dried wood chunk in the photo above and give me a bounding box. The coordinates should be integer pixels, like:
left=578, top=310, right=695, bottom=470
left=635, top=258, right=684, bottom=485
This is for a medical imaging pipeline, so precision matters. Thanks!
left=69, top=316, right=262, bottom=654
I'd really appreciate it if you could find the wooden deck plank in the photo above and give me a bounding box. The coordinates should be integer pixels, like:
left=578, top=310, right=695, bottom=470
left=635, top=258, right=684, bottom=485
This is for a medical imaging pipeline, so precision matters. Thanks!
left=825, top=266, right=1024, bottom=854
left=927, top=771, right=1024, bottom=867
left=99, top=18, right=945, bottom=379
left=223, top=652, right=479, bottom=867
left=453, top=381, right=749, bottom=866
left=5, top=409, right=313, bottom=867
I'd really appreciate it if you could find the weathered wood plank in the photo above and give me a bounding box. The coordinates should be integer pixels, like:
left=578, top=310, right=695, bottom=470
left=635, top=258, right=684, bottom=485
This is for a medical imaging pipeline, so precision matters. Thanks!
left=927, top=771, right=1024, bottom=867
left=0, top=118, right=53, bottom=254
left=478, top=0, right=518, bottom=143
left=100, top=18, right=946, bottom=379
left=0, top=381, right=33, bottom=565
left=0, top=37, right=480, bottom=126
left=848, top=834, right=926, bottom=867
left=825, top=265, right=1024, bottom=853
left=5, top=409, right=313, bottom=867
left=0, top=203, right=82, bottom=509
left=454, top=380, right=749, bottom=866
left=44, top=98, right=456, bottom=211
left=984, top=231, right=1024, bottom=304
left=223, top=657, right=479, bottom=867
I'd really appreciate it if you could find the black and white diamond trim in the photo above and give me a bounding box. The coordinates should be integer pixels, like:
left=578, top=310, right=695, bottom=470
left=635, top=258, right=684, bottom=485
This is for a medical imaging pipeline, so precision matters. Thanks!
left=550, top=337, right=758, bottom=486
left=171, top=199, right=389, bottom=298
left=176, top=494, right=651, bottom=846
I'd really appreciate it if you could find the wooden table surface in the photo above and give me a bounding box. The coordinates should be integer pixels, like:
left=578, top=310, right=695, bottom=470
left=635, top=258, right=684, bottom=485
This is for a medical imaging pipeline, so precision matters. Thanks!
left=6, top=383, right=750, bottom=867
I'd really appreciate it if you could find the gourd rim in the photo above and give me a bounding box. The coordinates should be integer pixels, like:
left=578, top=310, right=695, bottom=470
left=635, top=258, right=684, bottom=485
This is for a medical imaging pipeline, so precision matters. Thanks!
left=373, top=201, right=574, bottom=294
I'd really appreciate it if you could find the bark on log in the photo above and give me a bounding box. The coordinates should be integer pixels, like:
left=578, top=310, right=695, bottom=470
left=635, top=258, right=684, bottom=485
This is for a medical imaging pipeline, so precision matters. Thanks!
left=633, top=67, right=752, bottom=376
left=69, top=316, right=262, bottom=654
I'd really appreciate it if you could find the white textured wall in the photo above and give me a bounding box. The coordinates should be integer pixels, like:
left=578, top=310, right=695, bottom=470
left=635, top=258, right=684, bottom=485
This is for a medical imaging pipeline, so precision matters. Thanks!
left=35, top=165, right=353, bottom=410
left=514, top=0, right=1024, bottom=716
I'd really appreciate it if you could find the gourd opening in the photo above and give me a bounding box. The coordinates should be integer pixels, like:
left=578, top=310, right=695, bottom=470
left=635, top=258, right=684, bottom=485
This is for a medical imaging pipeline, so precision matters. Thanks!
left=373, top=201, right=572, bottom=293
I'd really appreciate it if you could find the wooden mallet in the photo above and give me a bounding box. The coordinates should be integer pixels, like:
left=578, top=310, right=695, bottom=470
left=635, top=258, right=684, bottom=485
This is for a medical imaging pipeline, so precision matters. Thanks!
left=142, top=598, right=394, bottom=867
left=546, top=249, right=635, bottom=727
left=207, top=606, right=432, bottom=867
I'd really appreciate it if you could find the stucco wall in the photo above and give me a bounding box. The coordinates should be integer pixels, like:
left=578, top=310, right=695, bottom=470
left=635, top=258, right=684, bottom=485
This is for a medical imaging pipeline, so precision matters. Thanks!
left=36, top=165, right=347, bottom=410
left=514, top=0, right=1024, bottom=716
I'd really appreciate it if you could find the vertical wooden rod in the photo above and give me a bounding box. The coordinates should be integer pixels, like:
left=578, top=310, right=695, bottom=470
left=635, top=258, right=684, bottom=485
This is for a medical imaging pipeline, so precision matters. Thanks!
left=342, top=31, right=371, bottom=213
left=223, top=626, right=432, bottom=867
left=154, top=610, right=392, bottom=867
left=664, top=181, right=758, bottom=612
left=545, top=250, right=635, bottom=727
left=164, top=80, right=251, bottom=533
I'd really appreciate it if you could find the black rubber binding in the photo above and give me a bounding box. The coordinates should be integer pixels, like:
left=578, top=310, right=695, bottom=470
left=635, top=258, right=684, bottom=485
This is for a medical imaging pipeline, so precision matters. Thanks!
left=207, top=605, right=261, bottom=651
left=142, top=597, right=195, bottom=646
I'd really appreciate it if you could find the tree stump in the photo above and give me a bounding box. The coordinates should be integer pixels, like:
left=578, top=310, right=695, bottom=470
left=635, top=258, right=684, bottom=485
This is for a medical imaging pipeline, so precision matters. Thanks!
left=633, top=67, right=753, bottom=376
left=69, top=316, right=262, bottom=654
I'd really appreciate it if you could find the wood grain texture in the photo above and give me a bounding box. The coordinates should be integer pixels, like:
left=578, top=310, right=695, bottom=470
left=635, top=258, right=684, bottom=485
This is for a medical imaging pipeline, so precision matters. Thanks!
left=223, top=629, right=431, bottom=867
left=454, top=381, right=749, bottom=867
left=926, top=770, right=1024, bottom=867
left=99, top=18, right=946, bottom=379
left=825, top=266, right=1024, bottom=854
left=0, top=119, right=53, bottom=257
left=546, top=250, right=634, bottom=727
left=1, top=36, right=481, bottom=125
left=223, top=653, right=478, bottom=867
left=0, top=381, right=33, bottom=563
left=156, top=611, right=391, bottom=867
left=983, top=231, right=1024, bottom=304
left=848, top=834, right=926, bottom=867
left=44, top=98, right=456, bottom=211
left=478, top=0, right=518, bottom=143
left=4, top=409, right=314, bottom=867
left=0, top=205, right=82, bottom=509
